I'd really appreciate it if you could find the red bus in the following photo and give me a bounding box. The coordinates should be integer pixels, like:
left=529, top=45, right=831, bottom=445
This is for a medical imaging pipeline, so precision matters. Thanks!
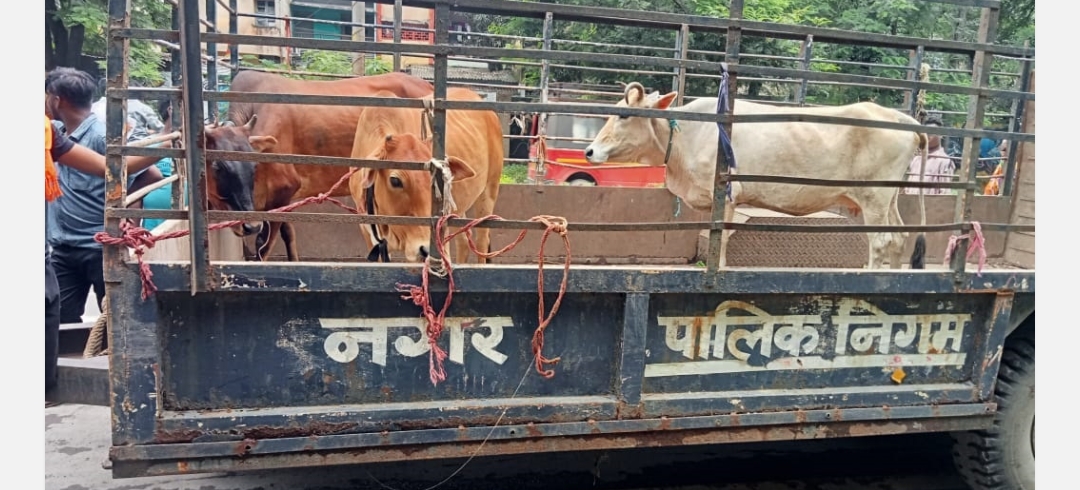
left=522, top=112, right=666, bottom=188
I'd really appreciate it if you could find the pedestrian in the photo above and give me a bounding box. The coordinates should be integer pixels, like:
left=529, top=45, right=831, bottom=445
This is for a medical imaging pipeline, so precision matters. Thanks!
left=904, top=117, right=956, bottom=195
left=45, top=99, right=171, bottom=399
left=140, top=99, right=187, bottom=231
left=45, top=67, right=163, bottom=325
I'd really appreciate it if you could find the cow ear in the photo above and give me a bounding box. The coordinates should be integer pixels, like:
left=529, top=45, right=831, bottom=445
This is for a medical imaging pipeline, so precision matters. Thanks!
left=654, top=92, right=678, bottom=110
left=445, top=156, right=477, bottom=182
left=355, top=168, right=377, bottom=191
left=624, top=82, right=645, bottom=106
left=248, top=135, right=278, bottom=153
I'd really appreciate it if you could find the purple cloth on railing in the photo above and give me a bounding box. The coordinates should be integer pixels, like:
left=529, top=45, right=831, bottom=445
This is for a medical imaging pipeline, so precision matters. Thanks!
left=715, top=65, right=736, bottom=202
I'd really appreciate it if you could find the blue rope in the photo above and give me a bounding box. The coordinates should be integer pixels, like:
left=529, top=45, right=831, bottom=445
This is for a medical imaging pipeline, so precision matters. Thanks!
left=715, top=65, right=736, bottom=203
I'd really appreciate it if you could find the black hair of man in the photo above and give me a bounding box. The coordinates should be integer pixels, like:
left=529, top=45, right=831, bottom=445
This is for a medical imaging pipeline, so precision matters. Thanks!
left=45, top=67, right=97, bottom=110
left=155, top=98, right=172, bottom=124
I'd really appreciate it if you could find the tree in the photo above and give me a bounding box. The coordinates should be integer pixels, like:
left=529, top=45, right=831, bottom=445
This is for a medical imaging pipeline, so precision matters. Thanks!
left=46, top=0, right=172, bottom=85
left=466, top=0, right=1032, bottom=121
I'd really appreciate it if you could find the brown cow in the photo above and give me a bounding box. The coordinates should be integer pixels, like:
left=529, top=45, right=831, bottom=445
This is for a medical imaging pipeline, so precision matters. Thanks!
left=225, top=70, right=434, bottom=261
left=201, top=116, right=278, bottom=237
left=347, top=88, right=504, bottom=264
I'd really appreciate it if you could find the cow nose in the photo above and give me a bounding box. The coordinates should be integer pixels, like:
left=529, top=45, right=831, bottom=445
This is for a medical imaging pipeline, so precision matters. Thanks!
left=242, top=222, right=263, bottom=236
left=419, top=245, right=429, bottom=259
left=584, top=147, right=594, bottom=159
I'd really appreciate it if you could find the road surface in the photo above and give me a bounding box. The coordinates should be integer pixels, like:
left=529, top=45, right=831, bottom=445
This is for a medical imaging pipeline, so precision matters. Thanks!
left=46, top=403, right=973, bottom=490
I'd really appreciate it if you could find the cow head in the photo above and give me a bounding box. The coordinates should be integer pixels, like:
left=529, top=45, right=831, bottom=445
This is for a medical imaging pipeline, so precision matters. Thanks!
left=202, top=115, right=278, bottom=237
left=584, top=82, right=678, bottom=166
left=354, top=133, right=476, bottom=263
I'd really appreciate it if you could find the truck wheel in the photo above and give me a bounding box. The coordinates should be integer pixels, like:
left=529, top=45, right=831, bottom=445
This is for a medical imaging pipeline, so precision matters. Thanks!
left=951, top=327, right=1035, bottom=490
left=568, top=178, right=596, bottom=186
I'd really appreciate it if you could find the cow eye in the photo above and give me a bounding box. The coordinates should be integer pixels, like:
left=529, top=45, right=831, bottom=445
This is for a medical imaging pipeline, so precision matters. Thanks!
left=618, top=115, right=628, bottom=120
left=389, top=176, right=403, bottom=188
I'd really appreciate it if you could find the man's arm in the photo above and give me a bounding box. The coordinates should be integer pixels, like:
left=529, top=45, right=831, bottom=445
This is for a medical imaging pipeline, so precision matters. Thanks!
left=52, top=125, right=168, bottom=177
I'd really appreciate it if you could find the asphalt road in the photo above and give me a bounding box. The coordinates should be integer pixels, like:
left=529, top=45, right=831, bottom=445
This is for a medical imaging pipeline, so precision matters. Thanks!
left=45, top=403, right=973, bottom=490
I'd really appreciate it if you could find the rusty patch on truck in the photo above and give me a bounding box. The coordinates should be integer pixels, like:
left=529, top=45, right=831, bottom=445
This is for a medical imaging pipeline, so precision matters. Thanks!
left=234, top=439, right=258, bottom=456
left=690, top=317, right=704, bottom=359
left=243, top=421, right=359, bottom=439
left=525, top=423, right=542, bottom=438
left=155, top=428, right=204, bottom=444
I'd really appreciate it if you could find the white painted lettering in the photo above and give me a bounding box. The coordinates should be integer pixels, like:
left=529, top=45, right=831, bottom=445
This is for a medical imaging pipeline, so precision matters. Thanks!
left=647, top=298, right=973, bottom=378
left=319, top=316, right=515, bottom=367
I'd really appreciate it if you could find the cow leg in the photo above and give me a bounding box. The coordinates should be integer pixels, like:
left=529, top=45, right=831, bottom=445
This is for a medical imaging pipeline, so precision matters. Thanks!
left=718, top=203, right=736, bottom=269
left=862, top=211, right=891, bottom=269
left=466, top=190, right=499, bottom=266
left=255, top=221, right=282, bottom=261
left=886, top=193, right=906, bottom=269
left=280, top=222, right=300, bottom=261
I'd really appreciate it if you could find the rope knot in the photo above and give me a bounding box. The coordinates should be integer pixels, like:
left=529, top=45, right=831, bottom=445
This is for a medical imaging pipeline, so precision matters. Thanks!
left=93, top=221, right=162, bottom=300
left=427, top=158, right=457, bottom=215
left=426, top=256, right=449, bottom=279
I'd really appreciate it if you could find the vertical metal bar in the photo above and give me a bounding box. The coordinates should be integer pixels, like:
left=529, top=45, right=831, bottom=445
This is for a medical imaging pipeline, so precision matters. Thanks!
left=108, top=268, right=163, bottom=445
left=796, top=34, right=812, bottom=106
left=706, top=0, right=741, bottom=273
left=671, top=25, right=684, bottom=99
left=973, top=291, right=1014, bottom=401
left=616, top=293, right=649, bottom=412
left=907, top=45, right=925, bottom=118
left=1002, top=44, right=1032, bottom=197
left=950, top=6, right=998, bottom=275
left=105, top=0, right=160, bottom=447
left=535, top=12, right=554, bottom=182
left=673, top=24, right=689, bottom=106
left=392, top=0, right=402, bottom=72
left=205, top=0, right=217, bottom=124
left=180, top=0, right=212, bottom=293
left=103, top=0, right=130, bottom=285
left=427, top=2, right=449, bottom=262
left=229, top=0, right=238, bottom=78
left=171, top=2, right=184, bottom=213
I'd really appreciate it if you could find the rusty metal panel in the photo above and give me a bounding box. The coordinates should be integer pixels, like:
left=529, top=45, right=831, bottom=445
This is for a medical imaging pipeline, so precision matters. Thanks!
left=723, top=216, right=868, bottom=268
left=158, top=292, right=623, bottom=411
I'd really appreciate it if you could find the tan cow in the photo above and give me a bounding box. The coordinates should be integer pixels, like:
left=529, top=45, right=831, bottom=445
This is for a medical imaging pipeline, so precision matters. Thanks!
left=584, top=82, right=929, bottom=269
left=347, top=87, right=504, bottom=264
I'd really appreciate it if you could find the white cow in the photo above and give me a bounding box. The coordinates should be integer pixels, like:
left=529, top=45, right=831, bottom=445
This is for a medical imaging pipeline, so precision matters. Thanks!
left=584, top=82, right=929, bottom=270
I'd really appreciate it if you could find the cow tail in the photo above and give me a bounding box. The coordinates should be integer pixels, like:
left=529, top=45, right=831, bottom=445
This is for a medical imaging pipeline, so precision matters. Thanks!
left=910, top=131, right=929, bottom=270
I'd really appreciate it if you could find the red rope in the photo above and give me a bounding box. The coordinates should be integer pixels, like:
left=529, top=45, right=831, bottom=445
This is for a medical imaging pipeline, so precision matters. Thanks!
left=396, top=214, right=571, bottom=385
left=94, top=168, right=361, bottom=299
left=96, top=167, right=574, bottom=385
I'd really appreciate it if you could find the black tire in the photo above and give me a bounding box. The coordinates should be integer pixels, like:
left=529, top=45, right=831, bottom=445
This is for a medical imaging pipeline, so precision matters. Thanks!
left=952, top=326, right=1035, bottom=490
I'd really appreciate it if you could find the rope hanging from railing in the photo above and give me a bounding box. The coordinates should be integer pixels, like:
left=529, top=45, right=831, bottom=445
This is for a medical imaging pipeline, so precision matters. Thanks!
left=93, top=167, right=361, bottom=300
left=943, top=221, right=987, bottom=276
left=395, top=212, right=571, bottom=386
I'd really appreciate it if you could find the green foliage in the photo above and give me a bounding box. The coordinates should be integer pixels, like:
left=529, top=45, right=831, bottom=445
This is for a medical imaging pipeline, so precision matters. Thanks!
left=501, top=164, right=530, bottom=185
left=52, top=0, right=171, bottom=86
left=364, top=56, right=392, bottom=76
left=469, top=0, right=1033, bottom=120
left=296, top=50, right=354, bottom=75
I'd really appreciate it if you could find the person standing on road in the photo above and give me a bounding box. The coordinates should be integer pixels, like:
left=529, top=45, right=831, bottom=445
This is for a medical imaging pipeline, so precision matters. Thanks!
left=44, top=102, right=170, bottom=399
left=46, top=67, right=163, bottom=324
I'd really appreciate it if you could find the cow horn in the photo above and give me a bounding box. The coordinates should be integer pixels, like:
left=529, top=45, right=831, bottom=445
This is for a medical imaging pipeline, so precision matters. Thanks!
left=243, top=114, right=257, bottom=130
left=623, top=82, right=645, bottom=103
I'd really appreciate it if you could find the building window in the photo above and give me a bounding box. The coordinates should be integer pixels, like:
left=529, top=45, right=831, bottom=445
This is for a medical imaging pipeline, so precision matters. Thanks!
left=365, top=8, right=376, bottom=42
left=254, top=0, right=276, bottom=27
